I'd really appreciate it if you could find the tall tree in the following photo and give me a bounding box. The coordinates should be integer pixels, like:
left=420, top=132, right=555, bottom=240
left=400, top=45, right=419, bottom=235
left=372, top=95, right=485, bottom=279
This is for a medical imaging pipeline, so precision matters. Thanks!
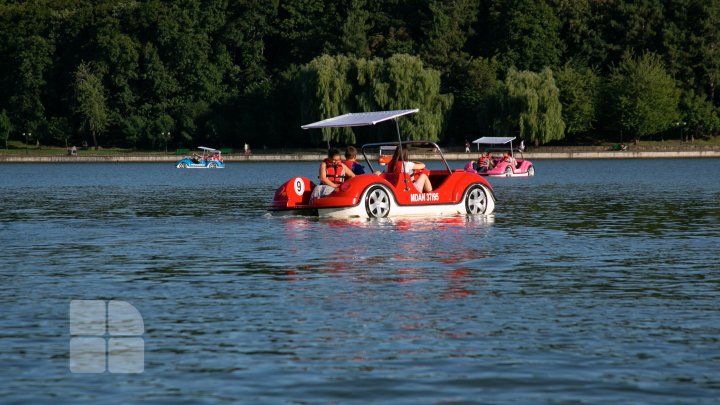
left=605, top=52, right=680, bottom=141
left=554, top=63, right=600, bottom=136
left=74, top=62, right=109, bottom=150
left=679, top=90, right=720, bottom=141
left=8, top=34, right=54, bottom=137
left=501, top=68, right=565, bottom=145
left=299, top=55, right=354, bottom=144
left=485, top=0, right=563, bottom=71
left=0, top=110, right=12, bottom=149
left=339, top=0, right=372, bottom=58
left=298, top=54, right=451, bottom=143
left=445, top=57, right=501, bottom=139
left=420, top=0, right=478, bottom=73
left=268, top=0, right=339, bottom=66
left=356, top=54, right=452, bottom=141
left=662, top=0, right=720, bottom=103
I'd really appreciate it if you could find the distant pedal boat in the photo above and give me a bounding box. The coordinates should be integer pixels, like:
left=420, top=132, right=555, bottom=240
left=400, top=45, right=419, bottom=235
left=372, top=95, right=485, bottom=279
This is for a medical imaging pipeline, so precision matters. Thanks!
left=471, top=137, right=534, bottom=177
left=176, top=146, right=225, bottom=169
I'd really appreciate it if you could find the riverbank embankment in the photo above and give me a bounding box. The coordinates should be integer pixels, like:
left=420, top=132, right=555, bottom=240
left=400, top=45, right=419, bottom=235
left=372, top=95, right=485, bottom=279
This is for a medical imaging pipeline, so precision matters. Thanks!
left=2, top=145, right=720, bottom=163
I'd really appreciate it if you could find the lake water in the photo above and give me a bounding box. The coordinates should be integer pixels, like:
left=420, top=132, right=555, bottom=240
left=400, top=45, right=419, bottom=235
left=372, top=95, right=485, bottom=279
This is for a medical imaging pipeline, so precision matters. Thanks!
left=1, top=159, right=719, bottom=404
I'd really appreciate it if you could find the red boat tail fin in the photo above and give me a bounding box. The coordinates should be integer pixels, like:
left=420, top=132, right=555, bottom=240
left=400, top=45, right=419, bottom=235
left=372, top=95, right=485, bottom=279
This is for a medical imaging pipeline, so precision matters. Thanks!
left=270, top=177, right=314, bottom=209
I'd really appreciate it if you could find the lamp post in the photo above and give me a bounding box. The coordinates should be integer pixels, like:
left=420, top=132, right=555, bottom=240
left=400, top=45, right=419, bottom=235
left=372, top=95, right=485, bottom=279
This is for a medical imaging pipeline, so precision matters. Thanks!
left=23, top=132, right=31, bottom=154
left=675, top=121, right=686, bottom=142
left=680, top=121, right=686, bottom=142
left=161, top=132, right=170, bottom=153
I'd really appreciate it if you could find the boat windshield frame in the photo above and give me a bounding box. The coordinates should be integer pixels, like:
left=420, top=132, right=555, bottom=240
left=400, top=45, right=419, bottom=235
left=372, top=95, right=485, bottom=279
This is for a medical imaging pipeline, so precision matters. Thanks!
left=361, top=140, right=451, bottom=175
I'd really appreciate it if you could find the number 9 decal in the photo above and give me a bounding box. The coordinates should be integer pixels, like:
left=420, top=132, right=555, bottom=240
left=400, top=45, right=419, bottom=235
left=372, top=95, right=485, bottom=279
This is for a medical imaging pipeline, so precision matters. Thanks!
left=293, top=177, right=305, bottom=195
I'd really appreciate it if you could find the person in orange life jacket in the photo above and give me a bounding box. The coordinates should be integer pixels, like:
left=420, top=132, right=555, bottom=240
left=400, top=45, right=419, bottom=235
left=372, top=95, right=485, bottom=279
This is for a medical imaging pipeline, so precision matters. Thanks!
left=502, top=152, right=515, bottom=165
left=311, top=148, right=356, bottom=200
left=342, top=146, right=365, bottom=175
left=386, top=147, right=432, bottom=193
left=476, top=152, right=492, bottom=171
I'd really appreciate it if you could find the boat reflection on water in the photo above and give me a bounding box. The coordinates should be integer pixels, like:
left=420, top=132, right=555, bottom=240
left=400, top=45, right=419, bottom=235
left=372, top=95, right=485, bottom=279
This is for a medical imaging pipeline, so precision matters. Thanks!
left=319, top=213, right=495, bottom=230
left=276, top=214, right=494, bottom=300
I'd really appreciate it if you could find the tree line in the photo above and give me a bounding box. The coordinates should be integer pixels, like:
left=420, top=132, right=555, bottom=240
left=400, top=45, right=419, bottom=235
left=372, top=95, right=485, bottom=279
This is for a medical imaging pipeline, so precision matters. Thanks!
left=1, top=0, right=719, bottom=150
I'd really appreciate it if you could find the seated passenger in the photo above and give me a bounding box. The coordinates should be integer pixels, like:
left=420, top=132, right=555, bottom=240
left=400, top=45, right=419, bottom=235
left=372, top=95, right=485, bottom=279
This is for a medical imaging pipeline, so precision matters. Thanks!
left=386, top=148, right=432, bottom=193
left=478, top=152, right=492, bottom=171
left=310, top=148, right=356, bottom=200
left=342, top=146, right=365, bottom=175
left=503, top=152, right=516, bottom=165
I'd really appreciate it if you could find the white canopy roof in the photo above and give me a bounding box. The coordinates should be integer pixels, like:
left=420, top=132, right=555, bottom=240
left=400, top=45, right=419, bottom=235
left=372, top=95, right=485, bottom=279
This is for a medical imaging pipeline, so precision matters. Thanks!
left=471, top=137, right=516, bottom=145
left=301, top=109, right=419, bottom=129
left=198, top=146, right=220, bottom=153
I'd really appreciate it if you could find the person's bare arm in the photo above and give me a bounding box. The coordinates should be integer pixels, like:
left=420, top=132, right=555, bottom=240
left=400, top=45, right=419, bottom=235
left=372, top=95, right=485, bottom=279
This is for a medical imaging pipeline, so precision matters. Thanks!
left=343, top=164, right=356, bottom=178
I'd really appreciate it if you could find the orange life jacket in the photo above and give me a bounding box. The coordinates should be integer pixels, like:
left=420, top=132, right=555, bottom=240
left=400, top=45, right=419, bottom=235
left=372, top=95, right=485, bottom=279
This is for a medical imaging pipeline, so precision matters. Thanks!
left=323, top=158, right=346, bottom=184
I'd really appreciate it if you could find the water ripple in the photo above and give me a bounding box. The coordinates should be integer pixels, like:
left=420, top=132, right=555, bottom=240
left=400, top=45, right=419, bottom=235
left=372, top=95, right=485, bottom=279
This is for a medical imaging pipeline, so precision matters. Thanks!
left=1, top=160, right=719, bottom=403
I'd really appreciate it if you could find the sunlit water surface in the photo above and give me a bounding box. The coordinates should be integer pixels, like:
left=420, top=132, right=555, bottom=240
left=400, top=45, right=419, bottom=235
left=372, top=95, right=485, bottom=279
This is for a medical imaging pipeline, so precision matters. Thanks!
left=1, top=159, right=719, bottom=404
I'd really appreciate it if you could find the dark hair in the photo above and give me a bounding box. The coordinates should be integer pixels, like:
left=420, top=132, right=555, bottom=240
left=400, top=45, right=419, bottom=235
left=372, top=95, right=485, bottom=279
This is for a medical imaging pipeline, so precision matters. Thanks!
left=388, top=147, right=409, bottom=172
left=328, top=148, right=341, bottom=158
left=345, top=146, right=357, bottom=160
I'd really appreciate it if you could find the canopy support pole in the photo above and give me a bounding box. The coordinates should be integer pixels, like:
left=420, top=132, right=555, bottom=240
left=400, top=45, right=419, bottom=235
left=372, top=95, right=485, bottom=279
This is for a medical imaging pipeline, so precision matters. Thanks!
left=395, top=118, right=411, bottom=191
left=323, top=128, right=330, bottom=151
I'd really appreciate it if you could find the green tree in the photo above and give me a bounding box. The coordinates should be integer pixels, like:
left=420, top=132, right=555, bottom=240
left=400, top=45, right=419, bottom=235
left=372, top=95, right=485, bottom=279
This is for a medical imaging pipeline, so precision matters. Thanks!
left=420, top=0, right=478, bottom=73
left=0, top=109, right=12, bottom=149
left=501, top=68, right=565, bottom=145
left=679, top=89, right=720, bottom=141
left=8, top=34, right=53, bottom=136
left=269, top=0, right=339, bottom=66
left=554, top=63, right=600, bottom=135
left=74, top=62, right=109, bottom=150
left=446, top=57, right=500, bottom=138
left=485, top=0, right=563, bottom=71
left=298, top=55, right=354, bottom=145
left=298, top=54, right=451, bottom=143
left=339, top=0, right=372, bottom=58
left=94, top=18, right=141, bottom=143
left=662, top=1, right=720, bottom=104
left=552, top=0, right=605, bottom=66
left=355, top=54, right=452, bottom=141
left=605, top=52, right=680, bottom=141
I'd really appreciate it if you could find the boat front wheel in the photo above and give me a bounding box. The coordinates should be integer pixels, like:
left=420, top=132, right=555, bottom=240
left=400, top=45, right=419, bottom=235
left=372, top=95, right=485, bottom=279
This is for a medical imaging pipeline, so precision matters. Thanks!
left=365, top=186, right=390, bottom=218
left=177, top=162, right=187, bottom=168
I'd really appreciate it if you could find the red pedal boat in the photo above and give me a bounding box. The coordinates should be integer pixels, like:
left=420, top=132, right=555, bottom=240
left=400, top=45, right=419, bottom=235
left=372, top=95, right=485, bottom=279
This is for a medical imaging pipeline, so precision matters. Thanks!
left=269, top=109, right=496, bottom=218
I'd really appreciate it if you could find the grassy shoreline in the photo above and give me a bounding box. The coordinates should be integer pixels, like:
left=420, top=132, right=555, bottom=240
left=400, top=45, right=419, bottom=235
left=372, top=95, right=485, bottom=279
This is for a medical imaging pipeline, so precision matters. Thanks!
left=2, top=139, right=720, bottom=162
